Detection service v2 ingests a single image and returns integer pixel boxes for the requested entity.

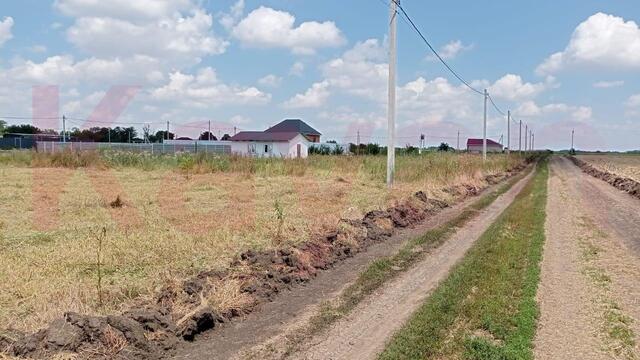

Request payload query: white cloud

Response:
[397,76,476,121]
[151,67,271,107]
[232,6,345,54]
[6,55,164,84]
[515,101,592,122]
[593,80,624,88]
[258,74,282,87]
[218,0,244,31]
[290,62,305,76]
[54,0,194,21]
[66,10,228,61]
[283,81,330,108]
[0,17,14,47]
[488,74,546,101]
[427,40,473,61]
[537,13,640,75]
[626,94,640,108]
[321,39,388,102]
[625,94,640,116]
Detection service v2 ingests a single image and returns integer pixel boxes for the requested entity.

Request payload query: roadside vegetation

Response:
[379,157,548,360]
[0,150,522,333]
[276,161,533,357]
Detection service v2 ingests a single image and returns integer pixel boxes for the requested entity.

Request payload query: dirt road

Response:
[281,168,535,360]
[535,157,640,359]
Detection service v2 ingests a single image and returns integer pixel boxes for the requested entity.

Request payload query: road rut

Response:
[287,166,535,360]
[534,157,640,359]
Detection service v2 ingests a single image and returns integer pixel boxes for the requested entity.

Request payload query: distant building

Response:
[264,119,322,143]
[229,119,322,158]
[466,138,503,153]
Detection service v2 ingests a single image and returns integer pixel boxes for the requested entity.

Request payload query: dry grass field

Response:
[577,154,640,182]
[0,150,522,333]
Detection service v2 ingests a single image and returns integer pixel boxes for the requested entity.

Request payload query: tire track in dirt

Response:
[534,157,640,359]
[281,166,536,360]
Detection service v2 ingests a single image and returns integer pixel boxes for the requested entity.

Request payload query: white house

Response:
[229,119,321,158]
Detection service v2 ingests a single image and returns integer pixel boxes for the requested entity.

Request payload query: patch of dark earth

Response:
[0,162,529,359]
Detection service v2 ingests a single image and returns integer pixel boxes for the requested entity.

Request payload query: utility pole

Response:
[530,131,533,152]
[233,126,237,136]
[524,124,528,153]
[166,121,170,142]
[108,128,111,143]
[62,115,66,143]
[519,120,522,153]
[386,0,398,187]
[532,133,535,151]
[571,129,575,150]
[483,89,488,161]
[128,130,131,143]
[507,111,511,155]
[457,130,460,151]
[208,120,212,141]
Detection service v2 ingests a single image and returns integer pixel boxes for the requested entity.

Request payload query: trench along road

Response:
[274,166,537,360]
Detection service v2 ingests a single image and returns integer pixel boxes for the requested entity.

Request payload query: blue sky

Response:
[0,0,639,150]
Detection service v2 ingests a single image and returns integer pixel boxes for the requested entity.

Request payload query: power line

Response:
[487,94,506,116]
[390,0,484,96]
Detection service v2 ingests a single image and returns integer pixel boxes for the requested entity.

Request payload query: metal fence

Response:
[35,141,232,155]
[0,137,35,150]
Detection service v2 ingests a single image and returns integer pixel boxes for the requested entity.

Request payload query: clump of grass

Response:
[109,195,123,209]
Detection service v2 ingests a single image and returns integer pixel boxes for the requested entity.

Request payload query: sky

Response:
[0,0,639,150]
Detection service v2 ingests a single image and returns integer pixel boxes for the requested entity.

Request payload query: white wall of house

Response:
[230,134,310,158]
[467,145,503,153]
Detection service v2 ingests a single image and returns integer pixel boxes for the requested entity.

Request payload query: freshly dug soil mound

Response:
[0,163,528,359]
[569,156,640,199]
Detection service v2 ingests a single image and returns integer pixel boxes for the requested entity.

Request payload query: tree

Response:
[438,142,452,152]
[6,124,40,134]
[221,133,231,141]
[199,131,217,141]
[0,120,6,136]
[154,130,174,142]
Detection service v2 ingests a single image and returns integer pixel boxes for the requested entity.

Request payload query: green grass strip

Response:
[280,163,535,356]
[378,158,549,360]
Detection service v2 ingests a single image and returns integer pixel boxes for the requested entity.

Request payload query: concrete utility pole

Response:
[530,131,534,151]
[507,110,511,155]
[386,0,398,187]
[62,115,66,143]
[483,89,488,161]
[519,120,522,153]
[166,121,170,141]
[457,130,460,151]
[108,128,111,143]
[208,120,212,141]
[524,124,528,153]
[532,133,535,151]
[571,129,575,150]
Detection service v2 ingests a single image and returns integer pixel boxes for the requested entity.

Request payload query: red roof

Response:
[230,131,302,142]
[467,138,502,147]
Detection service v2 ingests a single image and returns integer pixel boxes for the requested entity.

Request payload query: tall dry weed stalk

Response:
[94,227,107,309]
[274,199,285,245]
